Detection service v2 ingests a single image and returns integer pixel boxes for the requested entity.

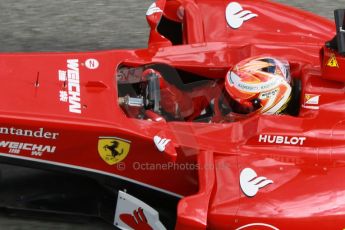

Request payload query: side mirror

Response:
[146,0,172,48]
[146,1,165,29]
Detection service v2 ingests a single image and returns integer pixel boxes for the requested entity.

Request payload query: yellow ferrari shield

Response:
[98,137,131,165]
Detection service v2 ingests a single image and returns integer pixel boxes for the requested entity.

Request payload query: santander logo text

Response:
[146,3,163,16]
[240,168,273,197]
[153,136,171,152]
[226,2,258,29]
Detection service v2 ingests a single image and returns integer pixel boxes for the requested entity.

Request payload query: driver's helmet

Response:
[225,56,292,115]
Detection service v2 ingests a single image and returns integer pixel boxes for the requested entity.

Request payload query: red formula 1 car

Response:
[0,0,345,229]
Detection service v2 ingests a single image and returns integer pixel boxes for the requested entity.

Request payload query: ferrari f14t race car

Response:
[1,0,345,229]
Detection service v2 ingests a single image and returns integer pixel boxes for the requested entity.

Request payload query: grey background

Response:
[0,0,343,52]
[0,0,343,229]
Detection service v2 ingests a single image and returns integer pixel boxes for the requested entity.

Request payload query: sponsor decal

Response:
[153,136,171,152]
[0,127,59,140]
[326,54,339,68]
[304,94,320,105]
[230,71,281,93]
[85,58,99,70]
[117,67,144,84]
[120,208,153,230]
[259,89,279,100]
[240,168,273,197]
[226,2,258,29]
[146,2,163,16]
[114,191,166,230]
[58,59,82,114]
[302,94,320,110]
[258,134,306,146]
[98,137,131,165]
[235,223,279,230]
[263,153,304,165]
[0,140,56,156]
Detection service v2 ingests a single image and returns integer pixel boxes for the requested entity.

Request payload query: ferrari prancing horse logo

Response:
[98,137,131,165]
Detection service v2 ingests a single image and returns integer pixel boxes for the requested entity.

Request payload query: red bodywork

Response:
[0,0,344,229]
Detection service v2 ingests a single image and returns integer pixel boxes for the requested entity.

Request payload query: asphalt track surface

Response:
[0,0,343,229]
[0,0,343,52]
